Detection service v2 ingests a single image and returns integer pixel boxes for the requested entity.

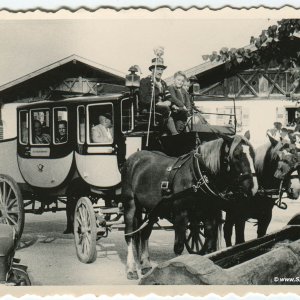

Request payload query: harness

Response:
[160,141,257,202]
[258,167,300,210]
[160,148,229,201]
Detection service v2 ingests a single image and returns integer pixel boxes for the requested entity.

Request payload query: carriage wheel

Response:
[184,220,205,254]
[0,174,24,238]
[74,197,97,263]
[8,268,31,286]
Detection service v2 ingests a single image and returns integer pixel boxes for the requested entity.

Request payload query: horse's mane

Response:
[199,138,224,175]
[254,141,282,175]
[229,135,253,159]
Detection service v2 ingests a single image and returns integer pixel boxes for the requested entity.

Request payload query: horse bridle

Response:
[275,164,300,210]
[192,143,256,201]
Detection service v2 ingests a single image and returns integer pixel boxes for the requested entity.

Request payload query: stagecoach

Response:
[0,79,238,263]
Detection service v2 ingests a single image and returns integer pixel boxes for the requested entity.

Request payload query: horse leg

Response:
[257,210,272,238]
[234,219,246,245]
[124,197,138,280]
[223,213,234,247]
[140,221,154,275]
[201,209,222,254]
[173,208,188,256]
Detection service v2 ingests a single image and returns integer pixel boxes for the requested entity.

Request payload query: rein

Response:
[258,166,300,210]
[192,150,228,200]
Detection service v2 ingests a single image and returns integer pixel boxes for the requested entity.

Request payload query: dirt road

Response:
[16,198,300,285]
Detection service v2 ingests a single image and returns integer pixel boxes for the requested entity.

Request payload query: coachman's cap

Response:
[149,57,167,71]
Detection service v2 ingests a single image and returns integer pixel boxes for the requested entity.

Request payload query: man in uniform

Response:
[139,57,178,135]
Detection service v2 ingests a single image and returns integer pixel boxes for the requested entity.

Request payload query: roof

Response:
[164,43,256,85]
[0,54,126,92]
[17,93,127,109]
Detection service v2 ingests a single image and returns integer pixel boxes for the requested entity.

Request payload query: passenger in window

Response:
[56,120,68,143]
[91,113,113,143]
[33,119,51,144]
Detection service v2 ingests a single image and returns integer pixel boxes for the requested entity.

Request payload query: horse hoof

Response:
[141,267,152,275]
[127,271,139,280]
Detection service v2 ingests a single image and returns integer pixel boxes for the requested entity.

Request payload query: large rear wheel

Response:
[74,197,97,263]
[0,174,24,238]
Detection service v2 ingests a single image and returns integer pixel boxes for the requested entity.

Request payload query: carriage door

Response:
[75,103,121,187]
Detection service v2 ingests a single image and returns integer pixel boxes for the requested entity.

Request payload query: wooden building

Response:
[0,54,126,139]
[165,35,300,146]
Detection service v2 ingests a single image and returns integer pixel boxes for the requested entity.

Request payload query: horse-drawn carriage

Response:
[0,76,299,279]
[0,84,237,259]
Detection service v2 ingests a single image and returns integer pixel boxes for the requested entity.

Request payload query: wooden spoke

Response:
[185,220,205,254]
[74,197,97,263]
[0,175,24,237]
[7,198,17,210]
[5,187,12,205]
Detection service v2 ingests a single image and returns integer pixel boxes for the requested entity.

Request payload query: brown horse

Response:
[223,138,300,247]
[122,134,258,279]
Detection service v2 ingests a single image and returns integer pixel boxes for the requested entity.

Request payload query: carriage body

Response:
[10,92,235,197]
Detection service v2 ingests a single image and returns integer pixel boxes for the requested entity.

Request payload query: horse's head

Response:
[223,133,258,198]
[274,147,300,199]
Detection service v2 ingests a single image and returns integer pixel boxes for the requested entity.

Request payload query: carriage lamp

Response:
[125,65,141,88]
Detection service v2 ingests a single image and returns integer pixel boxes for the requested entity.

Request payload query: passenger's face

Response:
[58,124,66,136]
[105,118,112,128]
[152,67,164,80]
[174,75,185,88]
[34,122,42,136]
[183,81,190,91]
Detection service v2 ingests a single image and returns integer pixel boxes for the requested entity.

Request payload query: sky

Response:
[0,17,279,86]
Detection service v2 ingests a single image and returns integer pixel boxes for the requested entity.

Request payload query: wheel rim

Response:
[185,221,205,254]
[0,179,20,233]
[75,201,93,260]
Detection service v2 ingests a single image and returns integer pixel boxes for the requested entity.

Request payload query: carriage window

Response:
[53,107,68,144]
[78,106,85,144]
[31,109,51,145]
[88,104,113,144]
[19,111,28,144]
[121,98,134,133]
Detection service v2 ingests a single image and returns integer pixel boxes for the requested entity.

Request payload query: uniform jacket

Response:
[139,76,171,111]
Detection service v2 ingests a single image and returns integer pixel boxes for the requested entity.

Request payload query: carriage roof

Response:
[17,92,128,110]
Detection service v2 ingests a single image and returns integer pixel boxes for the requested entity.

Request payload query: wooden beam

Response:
[199,81,223,96]
[264,72,286,96]
[236,72,258,97]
